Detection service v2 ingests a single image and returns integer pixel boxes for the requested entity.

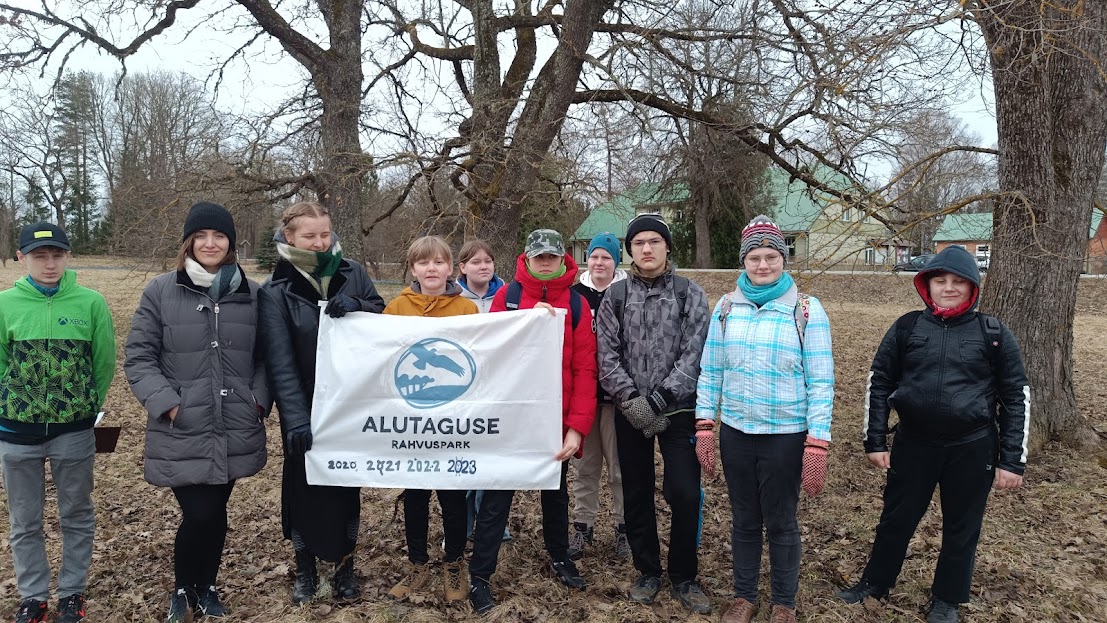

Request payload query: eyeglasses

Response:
[745,254,783,266]
[631,237,665,249]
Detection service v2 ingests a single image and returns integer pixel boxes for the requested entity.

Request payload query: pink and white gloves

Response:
[695,419,717,479]
[802,435,830,496]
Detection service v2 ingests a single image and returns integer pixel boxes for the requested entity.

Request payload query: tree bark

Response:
[975,0,1106,450]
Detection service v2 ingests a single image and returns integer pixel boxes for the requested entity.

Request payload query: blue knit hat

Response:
[587,232,621,263]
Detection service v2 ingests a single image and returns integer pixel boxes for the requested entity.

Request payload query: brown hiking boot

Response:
[721,597,758,623]
[770,604,797,623]
[388,560,432,600]
[443,560,467,602]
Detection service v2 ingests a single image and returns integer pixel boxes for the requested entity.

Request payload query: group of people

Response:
[0,203,1029,623]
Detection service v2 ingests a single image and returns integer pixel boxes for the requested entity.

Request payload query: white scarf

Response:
[184,257,216,287]
[580,268,628,292]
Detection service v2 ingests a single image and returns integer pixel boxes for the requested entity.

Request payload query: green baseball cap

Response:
[525,229,566,257]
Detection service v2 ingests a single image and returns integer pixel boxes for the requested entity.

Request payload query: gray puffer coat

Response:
[125,269,271,487]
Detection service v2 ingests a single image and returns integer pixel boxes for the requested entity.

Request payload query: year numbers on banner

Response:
[326,458,479,475]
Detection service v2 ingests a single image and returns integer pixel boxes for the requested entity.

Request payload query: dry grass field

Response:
[1,258,1105,622]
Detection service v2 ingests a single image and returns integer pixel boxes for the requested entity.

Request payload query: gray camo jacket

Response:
[596,268,710,411]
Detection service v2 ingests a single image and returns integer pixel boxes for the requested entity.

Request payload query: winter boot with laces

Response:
[837,577,889,604]
[291,550,319,605]
[13,599,48,623]
[55,594,86,623]
[567,522,592,561]
[193,585,228,617]
[720,597,758,623]
[443,559,467,601]
[333,557,360,602]
[769,604,797,623]
[613,523,630,560]
[165,588,192,623]
[388,560,432,600]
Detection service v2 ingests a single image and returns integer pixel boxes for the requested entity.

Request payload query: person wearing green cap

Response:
[466,228,597,614]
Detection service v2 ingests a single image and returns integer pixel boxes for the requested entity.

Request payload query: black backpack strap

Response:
[977,313,1007,381]
[894,311,923,377]
[568,288,582,330]
[505,281,522,310]
[609,280,628,328]
[672,275,690,319]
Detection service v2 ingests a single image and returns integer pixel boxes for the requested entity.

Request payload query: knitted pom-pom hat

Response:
[740,215,786,264]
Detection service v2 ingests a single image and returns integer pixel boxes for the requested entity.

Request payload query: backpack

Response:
[504,281,584,330]
[893,311,1006,380]
[716,290,812,347]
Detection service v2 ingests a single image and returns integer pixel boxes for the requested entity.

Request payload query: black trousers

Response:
[403,488,468,564]
[172,481,235,589]
[720,427,805,608]
[862,433,996,603]
[469,461,570,582]
[615,409,701,584]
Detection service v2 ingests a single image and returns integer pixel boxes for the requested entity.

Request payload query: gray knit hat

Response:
[740,215,787,264]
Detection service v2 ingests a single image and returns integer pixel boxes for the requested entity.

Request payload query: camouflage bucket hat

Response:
[525,229,566,257]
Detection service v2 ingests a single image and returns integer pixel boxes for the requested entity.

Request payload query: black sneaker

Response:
[671,580,711,614]
[927,598,960,623]
[628,574,663,604]
[13,599,48,623]
[166,588,192,623]
[469,579,495,615]
[194,585,228,617]
[567,522,593,560]
[837,578,889,604]
[550,559,586,590]
[55,594,85,623]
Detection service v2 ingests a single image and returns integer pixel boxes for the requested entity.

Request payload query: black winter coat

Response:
[257,258,385,447]
[864,309,1030,474]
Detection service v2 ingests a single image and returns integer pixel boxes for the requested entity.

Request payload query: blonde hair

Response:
[407,236,453,268]
[458,239,494,265]
[281,201,330,236]
[176,234,237,271]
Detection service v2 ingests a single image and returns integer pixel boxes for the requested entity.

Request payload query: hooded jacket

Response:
[458,275,504,313]
[258,257,386,448]
[384,280,479,317]
[572,268,628,403]
[864,246,1030,474]
[126,268,270,487]
[490,254,597,438]
[0,270,115,442]
[596,265,710,413]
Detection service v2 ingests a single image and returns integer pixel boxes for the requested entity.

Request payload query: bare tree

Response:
[973,0,1106,449]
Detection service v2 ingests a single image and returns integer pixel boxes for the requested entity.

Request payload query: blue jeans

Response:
[0,430,96,601]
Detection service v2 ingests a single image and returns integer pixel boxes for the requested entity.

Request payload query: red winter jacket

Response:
[491,254,597,442]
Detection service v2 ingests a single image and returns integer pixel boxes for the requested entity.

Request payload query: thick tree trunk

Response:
[694,197,714,268]
[467,0,616,274]
[976,0,1106,450]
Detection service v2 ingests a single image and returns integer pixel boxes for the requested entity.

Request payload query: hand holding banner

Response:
[307,308,565,489]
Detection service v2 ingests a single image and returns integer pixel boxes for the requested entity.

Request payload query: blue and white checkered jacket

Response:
[694,284,834,441]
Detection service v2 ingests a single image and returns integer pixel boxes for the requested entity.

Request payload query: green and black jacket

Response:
[0,269,116,442]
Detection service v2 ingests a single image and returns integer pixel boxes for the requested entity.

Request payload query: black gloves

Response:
[286,424,313,454]
[324,294,359,318]
[646,388,674,417]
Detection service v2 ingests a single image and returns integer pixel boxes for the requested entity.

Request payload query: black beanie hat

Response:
[624,213,673,254]
[182,202,236,248]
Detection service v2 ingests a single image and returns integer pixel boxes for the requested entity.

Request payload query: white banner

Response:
[306,308,565,489]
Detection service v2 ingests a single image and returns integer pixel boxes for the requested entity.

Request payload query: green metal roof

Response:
[934,211,1104,241]
[765,166,855,232]
[570,183,688,241]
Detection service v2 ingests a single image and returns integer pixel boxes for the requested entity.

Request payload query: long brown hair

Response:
[176,233,237,271]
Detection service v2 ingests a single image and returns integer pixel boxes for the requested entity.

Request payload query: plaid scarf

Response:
[184,256,242,300]
[275,230,343,297]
